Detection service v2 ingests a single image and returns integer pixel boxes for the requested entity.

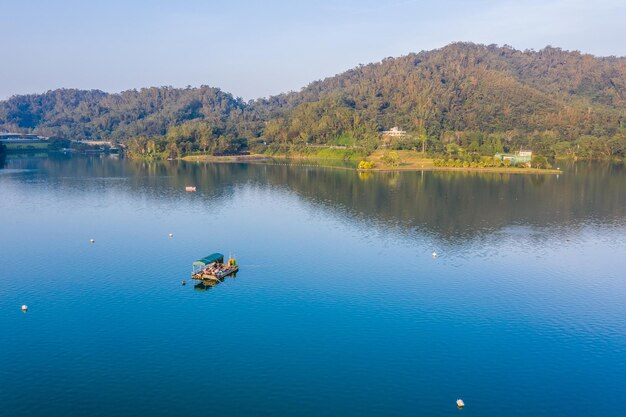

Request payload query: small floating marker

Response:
[89,239,96,244]
[185,186,197,192]
[21,304,28,312]
[456,399,465,409]
[168,233,174,238]
[432,251,438,258]
[181,280,186,286]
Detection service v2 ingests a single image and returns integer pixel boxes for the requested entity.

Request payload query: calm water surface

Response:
[1,155,626,416]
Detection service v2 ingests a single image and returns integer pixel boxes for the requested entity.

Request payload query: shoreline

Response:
[181,153,561,174]
[361,166,561,174]
[182,154,274,163]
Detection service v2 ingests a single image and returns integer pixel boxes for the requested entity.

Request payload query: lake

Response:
[1,154,626,416]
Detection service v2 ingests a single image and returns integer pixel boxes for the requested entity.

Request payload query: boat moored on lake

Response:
[191,253,238,281]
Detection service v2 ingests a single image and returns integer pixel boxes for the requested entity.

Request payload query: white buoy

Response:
[21,304,28,312]
[89,239,95,244]
[456,399,465,408]
[168,233,174,238]
[432,251,438,258]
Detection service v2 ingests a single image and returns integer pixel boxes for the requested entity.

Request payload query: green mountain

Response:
[0,86,248,139]
[1,43,625,158]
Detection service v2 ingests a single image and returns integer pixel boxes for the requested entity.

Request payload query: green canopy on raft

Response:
[193,253,224,266]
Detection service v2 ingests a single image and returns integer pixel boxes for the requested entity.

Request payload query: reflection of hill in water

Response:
[259,161,626,240]
[5,155,626,240]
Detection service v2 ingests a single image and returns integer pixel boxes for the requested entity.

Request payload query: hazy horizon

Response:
[2,0,626,100]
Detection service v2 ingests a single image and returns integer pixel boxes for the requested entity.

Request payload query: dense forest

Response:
[1,43,625,160]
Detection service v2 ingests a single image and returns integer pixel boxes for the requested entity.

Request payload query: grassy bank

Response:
[361,150,561,174]
[183,149,560,174]
[182,153,273,163]
[182,147,367,163]
[263,146,368,161]
[4,142,49,151]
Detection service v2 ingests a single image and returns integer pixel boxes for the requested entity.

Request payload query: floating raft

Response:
[191,252,238,281]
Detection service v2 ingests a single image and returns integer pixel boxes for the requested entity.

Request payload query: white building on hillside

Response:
[382,127,407,137]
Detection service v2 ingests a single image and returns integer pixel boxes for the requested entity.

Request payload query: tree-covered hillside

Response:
[257,43,626,157]
[1,43,625,159]
[0,86,253,135]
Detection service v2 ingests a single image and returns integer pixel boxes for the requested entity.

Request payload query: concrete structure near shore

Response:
[0,133,49,144]
[495,150,532,166]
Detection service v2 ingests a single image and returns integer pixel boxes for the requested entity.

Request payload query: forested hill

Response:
[0,86,251,141]
[1,43,626,158]
[259,43,626,149]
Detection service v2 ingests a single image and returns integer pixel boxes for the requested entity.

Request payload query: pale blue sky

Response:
[2,0,625,100]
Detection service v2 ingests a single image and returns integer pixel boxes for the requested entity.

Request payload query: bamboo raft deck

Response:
[192,265,239,281]
[191,252,239,282]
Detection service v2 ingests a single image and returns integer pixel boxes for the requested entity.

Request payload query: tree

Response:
[167,142,180,158]
[199,136,211,154]
[381,151,401,167]
[531,155,551,169]
[418,132,428,154]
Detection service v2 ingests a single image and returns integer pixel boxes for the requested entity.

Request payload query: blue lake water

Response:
[1,155,626,416]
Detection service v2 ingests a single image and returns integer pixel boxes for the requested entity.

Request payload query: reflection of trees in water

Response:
[7,156,626,240]
[255,162,626,240]
[160,160,625,239]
